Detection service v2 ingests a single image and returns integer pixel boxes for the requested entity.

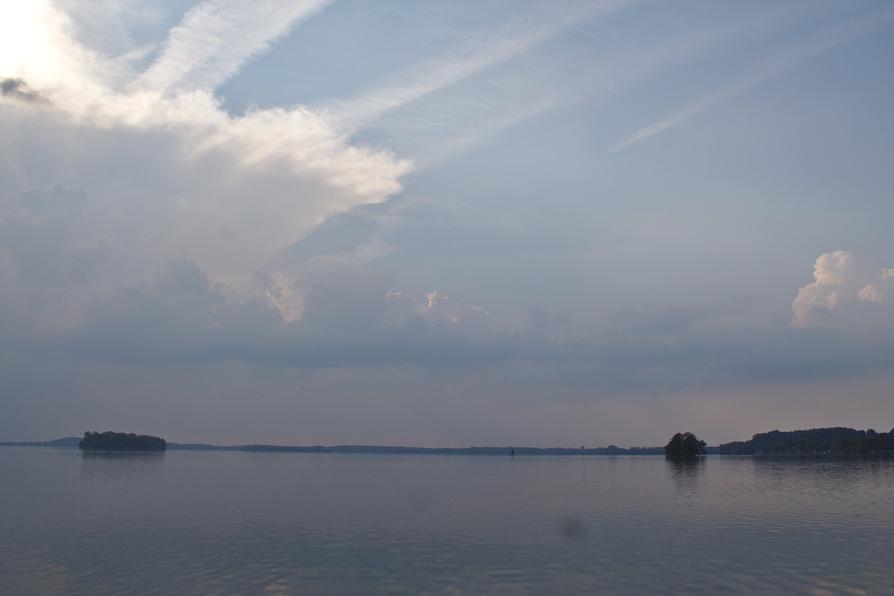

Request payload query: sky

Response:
[1,0,892,446]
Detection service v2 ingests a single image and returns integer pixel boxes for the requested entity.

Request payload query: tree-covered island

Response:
[79,431,166,451]
[664,432,707,458]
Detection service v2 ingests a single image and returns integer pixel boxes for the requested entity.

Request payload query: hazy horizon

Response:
[1,0,892,447]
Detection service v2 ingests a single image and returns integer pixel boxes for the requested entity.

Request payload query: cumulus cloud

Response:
[386,289,491,333]
[792,250,854,328]
[792,251,894,330]
[0,0,410,332]
[858,268,894,305]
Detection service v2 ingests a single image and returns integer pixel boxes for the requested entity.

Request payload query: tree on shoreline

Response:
[664,432,706,458]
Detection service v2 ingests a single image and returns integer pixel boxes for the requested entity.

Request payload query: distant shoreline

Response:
[4,441,892,459]
[5,425,892,457]
[0,438,670,456]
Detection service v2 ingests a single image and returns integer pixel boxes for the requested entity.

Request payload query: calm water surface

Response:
[1,448,892,595]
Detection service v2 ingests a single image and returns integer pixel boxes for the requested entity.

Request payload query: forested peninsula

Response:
[719,427,894,455]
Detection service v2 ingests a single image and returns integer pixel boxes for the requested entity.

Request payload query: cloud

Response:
[527,307,573,342]
[610,6,894,152]
[31,251,883,397]
[0,1,410,332]
[409,95,561,169]
[75,259,282,364]
[386,289,491,332]
[60,265,892,402]
[0,77,49,104]
[356,7,761,169]
[63,256,503,367]
[858,268,894,305]
[792,251,894,330]
[792,250,854,328]
[324,0,633,131]
[135,0,333,94]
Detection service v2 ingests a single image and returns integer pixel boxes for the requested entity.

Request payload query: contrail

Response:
[135,0,333,94]
[325,0,634,131]
[610,7,894,153]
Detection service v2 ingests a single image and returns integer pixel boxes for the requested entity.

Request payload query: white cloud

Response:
[792,251,853,328]
[135,0,333,94]
[50,0,171,83]
[385,289,490,331]
[858,268,894,305]
[0,0,409,332]
[793,251,893,330]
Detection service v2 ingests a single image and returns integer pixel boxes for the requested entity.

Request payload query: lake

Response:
[1,447,892,594]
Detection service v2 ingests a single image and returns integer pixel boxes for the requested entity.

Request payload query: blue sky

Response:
[0,0,892,445]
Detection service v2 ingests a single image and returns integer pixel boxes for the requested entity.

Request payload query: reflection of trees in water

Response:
[666,457,705,495]
[80,451,165,483]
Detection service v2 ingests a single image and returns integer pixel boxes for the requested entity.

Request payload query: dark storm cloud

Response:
[0,78,48,104]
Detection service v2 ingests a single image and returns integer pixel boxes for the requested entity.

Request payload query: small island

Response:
[664,432,706,458]
[79,431,166,452]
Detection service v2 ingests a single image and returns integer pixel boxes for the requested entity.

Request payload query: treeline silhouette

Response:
[0,437,81,448]
[235,444,665,456]
[79,431,166,452]
[719,427,894,455]
[1,437,665,455]
[664,432,706,458]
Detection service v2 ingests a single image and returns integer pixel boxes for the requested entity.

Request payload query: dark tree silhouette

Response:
[79,431,166,451]
[718,427,894,455]
[664,432,706,458]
